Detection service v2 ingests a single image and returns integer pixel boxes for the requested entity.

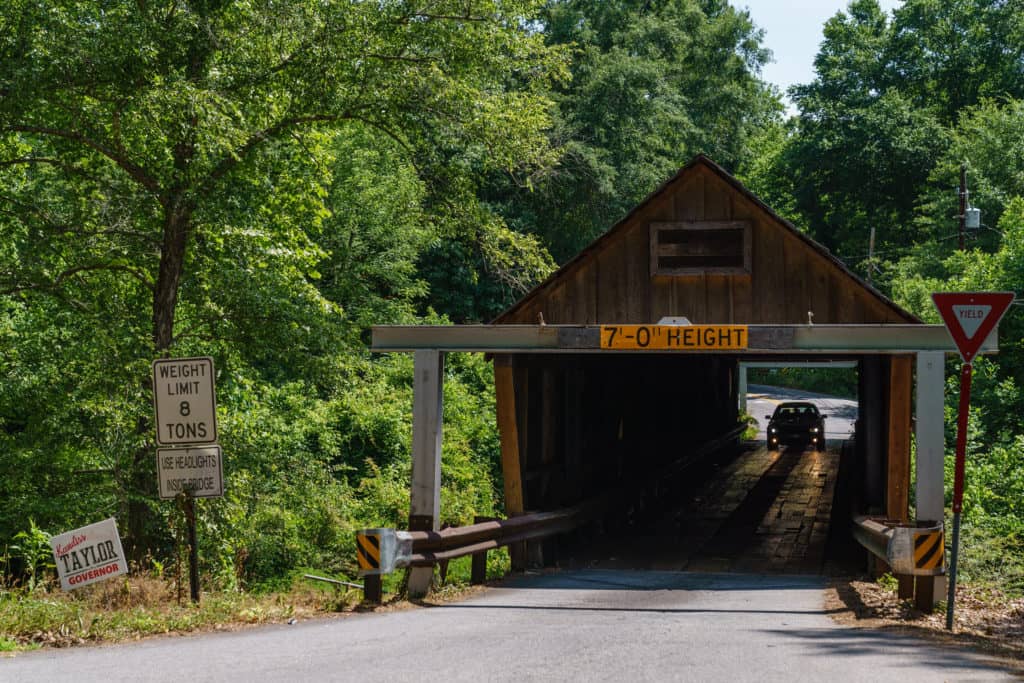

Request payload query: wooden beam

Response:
[494,356,525,569]
[372,324,1000,355]
[887,355,914,521]
[407,350,444,598]
[495,357,524,516]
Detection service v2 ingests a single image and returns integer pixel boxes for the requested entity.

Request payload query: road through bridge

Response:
[4,570,1016,682]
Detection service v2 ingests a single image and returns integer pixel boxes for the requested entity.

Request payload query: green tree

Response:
[0,0,563,556]
[785,0,946,262]
[886,0,1024,124]
[490,0,779,262]
[893,197,1024,438]
[914,99,1024,254]
[782,0,1024,273]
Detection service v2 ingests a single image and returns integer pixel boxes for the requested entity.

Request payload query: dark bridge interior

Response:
[501,351,897,575]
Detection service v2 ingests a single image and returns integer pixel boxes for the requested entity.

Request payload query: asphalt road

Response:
[3,570,1013,682]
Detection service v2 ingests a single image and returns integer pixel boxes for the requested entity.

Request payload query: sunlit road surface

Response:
[3,570,1013,682]
[747,383,858,445]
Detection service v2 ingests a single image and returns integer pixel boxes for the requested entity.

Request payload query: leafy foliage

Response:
[491,0,780,262]
[4,0,1024,604]
[766,0,1024,593]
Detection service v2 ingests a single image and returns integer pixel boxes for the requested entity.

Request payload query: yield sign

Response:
[932,292,1015,363]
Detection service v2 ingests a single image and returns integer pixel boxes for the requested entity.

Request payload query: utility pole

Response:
[959,164,967,251]
[867,227,876,284]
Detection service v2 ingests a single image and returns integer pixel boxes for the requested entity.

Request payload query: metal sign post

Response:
[182,490,200,604]
[945,362,972,630]
[932,292,1014,630]
[152,356,222,606]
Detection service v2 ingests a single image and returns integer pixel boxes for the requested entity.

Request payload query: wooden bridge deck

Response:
[564,443,843,574]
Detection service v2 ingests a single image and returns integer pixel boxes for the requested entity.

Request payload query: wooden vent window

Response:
[650,221,752,276]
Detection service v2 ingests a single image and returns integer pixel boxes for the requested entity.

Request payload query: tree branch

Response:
[1,262,156,296]
[410,13,490,22]
[203,114,339,190]
[0,156,96,179]
[5,125,163,200]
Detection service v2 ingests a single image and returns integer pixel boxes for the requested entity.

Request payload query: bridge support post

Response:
[860,356,887,514]
[887,355,913,523]
[915,351,947,609]
[888,354,914,597]
[737,362,748,413]
[494,356,526,570]
[408,350,445,598]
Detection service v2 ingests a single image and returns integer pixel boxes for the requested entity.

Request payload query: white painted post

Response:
[915,352,945,522]
[738,363,748,413]
[915,351,947,602]
[408,350,444,598]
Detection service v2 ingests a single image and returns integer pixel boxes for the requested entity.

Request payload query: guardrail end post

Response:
[914,575,934,612]
[471,515,493,584]
[363,574,382,604]
[897,574,914,600]
[471,550,487,585]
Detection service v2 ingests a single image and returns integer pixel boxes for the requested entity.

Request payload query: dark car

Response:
[766,402,827,451]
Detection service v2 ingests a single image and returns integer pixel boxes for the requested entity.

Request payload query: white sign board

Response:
[156,445,224,499]
[152,356,217,445]
[50,518,128,591]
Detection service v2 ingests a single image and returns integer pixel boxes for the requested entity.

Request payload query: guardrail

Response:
[358,424,748,602]
[852,515,945,613]
[851,516,945,577]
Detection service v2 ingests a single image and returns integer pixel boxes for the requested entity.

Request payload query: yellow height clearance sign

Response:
[601,325,748,351]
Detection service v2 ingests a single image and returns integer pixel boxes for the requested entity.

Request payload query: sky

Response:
[739,0,903,111]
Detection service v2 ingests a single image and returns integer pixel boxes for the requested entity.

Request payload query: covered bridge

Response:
[373,155,990,597]
[488,155,917,526]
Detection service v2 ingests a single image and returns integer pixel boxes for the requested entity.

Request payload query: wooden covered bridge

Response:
[372,155,996,601]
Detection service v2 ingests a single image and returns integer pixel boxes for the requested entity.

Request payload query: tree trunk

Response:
[126,198,191,563]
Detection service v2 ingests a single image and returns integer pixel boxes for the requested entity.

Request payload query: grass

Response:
[0,551,510,652]
[0,572,364,650]
[0,637,21,652]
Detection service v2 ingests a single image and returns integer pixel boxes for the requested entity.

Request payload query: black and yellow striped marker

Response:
[914,529,944,572]
[356,531,381,573]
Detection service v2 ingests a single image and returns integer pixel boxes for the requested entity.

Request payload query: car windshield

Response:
[775,404,818,418]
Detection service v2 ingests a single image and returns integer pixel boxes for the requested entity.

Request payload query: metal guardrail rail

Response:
[406,500,606,566]
[358,424,748,602]
[404,424,748,563]
[852,515,945,577]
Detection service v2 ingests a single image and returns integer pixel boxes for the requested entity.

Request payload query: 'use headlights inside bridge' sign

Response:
[601,325,748,350]
[156,445,224,499]
[152,356,218,446]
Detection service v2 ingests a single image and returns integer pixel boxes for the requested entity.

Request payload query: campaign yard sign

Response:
[50,518,128,591]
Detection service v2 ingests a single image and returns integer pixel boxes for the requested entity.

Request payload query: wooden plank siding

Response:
[496,158,915,327]
[490,155,921,527]
[671,174,708,322]
[886,355,914,522]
